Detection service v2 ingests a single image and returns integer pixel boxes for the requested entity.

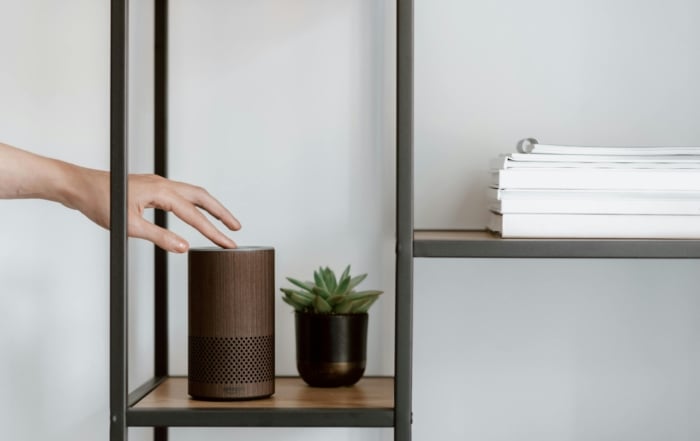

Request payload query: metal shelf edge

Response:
[126,407,395,428]
[128,376,168,408]
[414,230,700,259]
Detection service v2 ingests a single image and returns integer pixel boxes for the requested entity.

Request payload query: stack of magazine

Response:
[487,138,700,238]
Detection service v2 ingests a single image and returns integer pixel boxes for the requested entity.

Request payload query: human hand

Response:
[0,143,238,253]
[130,174,240,252]
[71,169,240,253]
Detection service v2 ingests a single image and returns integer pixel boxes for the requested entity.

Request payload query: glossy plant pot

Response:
[295,312,368,387]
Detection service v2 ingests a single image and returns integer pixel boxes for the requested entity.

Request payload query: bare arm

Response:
[0,142,240,253]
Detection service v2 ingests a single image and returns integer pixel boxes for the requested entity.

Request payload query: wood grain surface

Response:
[134,377,394,409]
[189,247,275,337]
[188,247,276,399]
[414,230,500,241]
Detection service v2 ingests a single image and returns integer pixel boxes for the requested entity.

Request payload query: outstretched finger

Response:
[167,194,237,249]
[129,216,190,253]
[175,183,241,231]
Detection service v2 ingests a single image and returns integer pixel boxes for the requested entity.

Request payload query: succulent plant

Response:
[280,265,383,314]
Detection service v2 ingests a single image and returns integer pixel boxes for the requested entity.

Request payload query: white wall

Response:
[413,1,700,441]
[1,1,700,441]
[415,0,700,228]
[0,1,110,440]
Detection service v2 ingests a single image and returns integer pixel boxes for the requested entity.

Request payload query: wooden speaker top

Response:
[190,246,274,253]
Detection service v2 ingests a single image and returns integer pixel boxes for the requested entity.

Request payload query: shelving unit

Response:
[109,1,700,440]
[109,0,413,440]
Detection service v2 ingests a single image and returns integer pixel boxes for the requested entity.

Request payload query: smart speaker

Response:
[188,247,275,400]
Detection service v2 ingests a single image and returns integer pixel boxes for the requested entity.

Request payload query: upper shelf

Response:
[128,376,394,428]
[414,230,700,258]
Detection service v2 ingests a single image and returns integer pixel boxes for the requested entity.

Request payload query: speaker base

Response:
[188,381,275,401]
[189,393,274,402]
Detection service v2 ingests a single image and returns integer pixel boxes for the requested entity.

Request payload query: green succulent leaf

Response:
[314,268,325,286]
[335,269,352,296]
[281,294,306,312]
[347,273,368,292]
[351,296,378,313]
[346,290,383,301]
[312,286,330,299]
[326,294,347,306]
[323,267,337,293]
[314,269,326,290]
[313,295,332,313]
[282,290,313,310]
[339,265,351,282]
[280,288,314,304]
[286,277,314,293]
[281,266,381,313]
[343,290,382,313]
[334,298,356,314]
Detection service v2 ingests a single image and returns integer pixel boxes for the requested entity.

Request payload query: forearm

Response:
[0,142,83,208]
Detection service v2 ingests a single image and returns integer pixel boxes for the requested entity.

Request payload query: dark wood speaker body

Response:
[188,247,275,400]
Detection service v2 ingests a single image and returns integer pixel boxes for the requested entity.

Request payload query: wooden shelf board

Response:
[127,376,394,428]
[133,376,393,410]
[414,229,700,258]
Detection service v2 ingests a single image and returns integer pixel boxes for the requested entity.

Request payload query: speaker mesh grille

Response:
[189,335,274,384]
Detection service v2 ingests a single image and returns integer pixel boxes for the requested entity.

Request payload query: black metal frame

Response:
[109,0,128,440]
[154,0,168,380]
[153,0,169,439]
[414,230,700,258]
[110,0,415,440]
[127,410,393,428]
[395,0,414,439]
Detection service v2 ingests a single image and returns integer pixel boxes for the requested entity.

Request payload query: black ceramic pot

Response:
[295,312,368,387]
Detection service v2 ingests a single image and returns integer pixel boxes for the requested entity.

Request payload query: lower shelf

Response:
[128,376,394,428]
